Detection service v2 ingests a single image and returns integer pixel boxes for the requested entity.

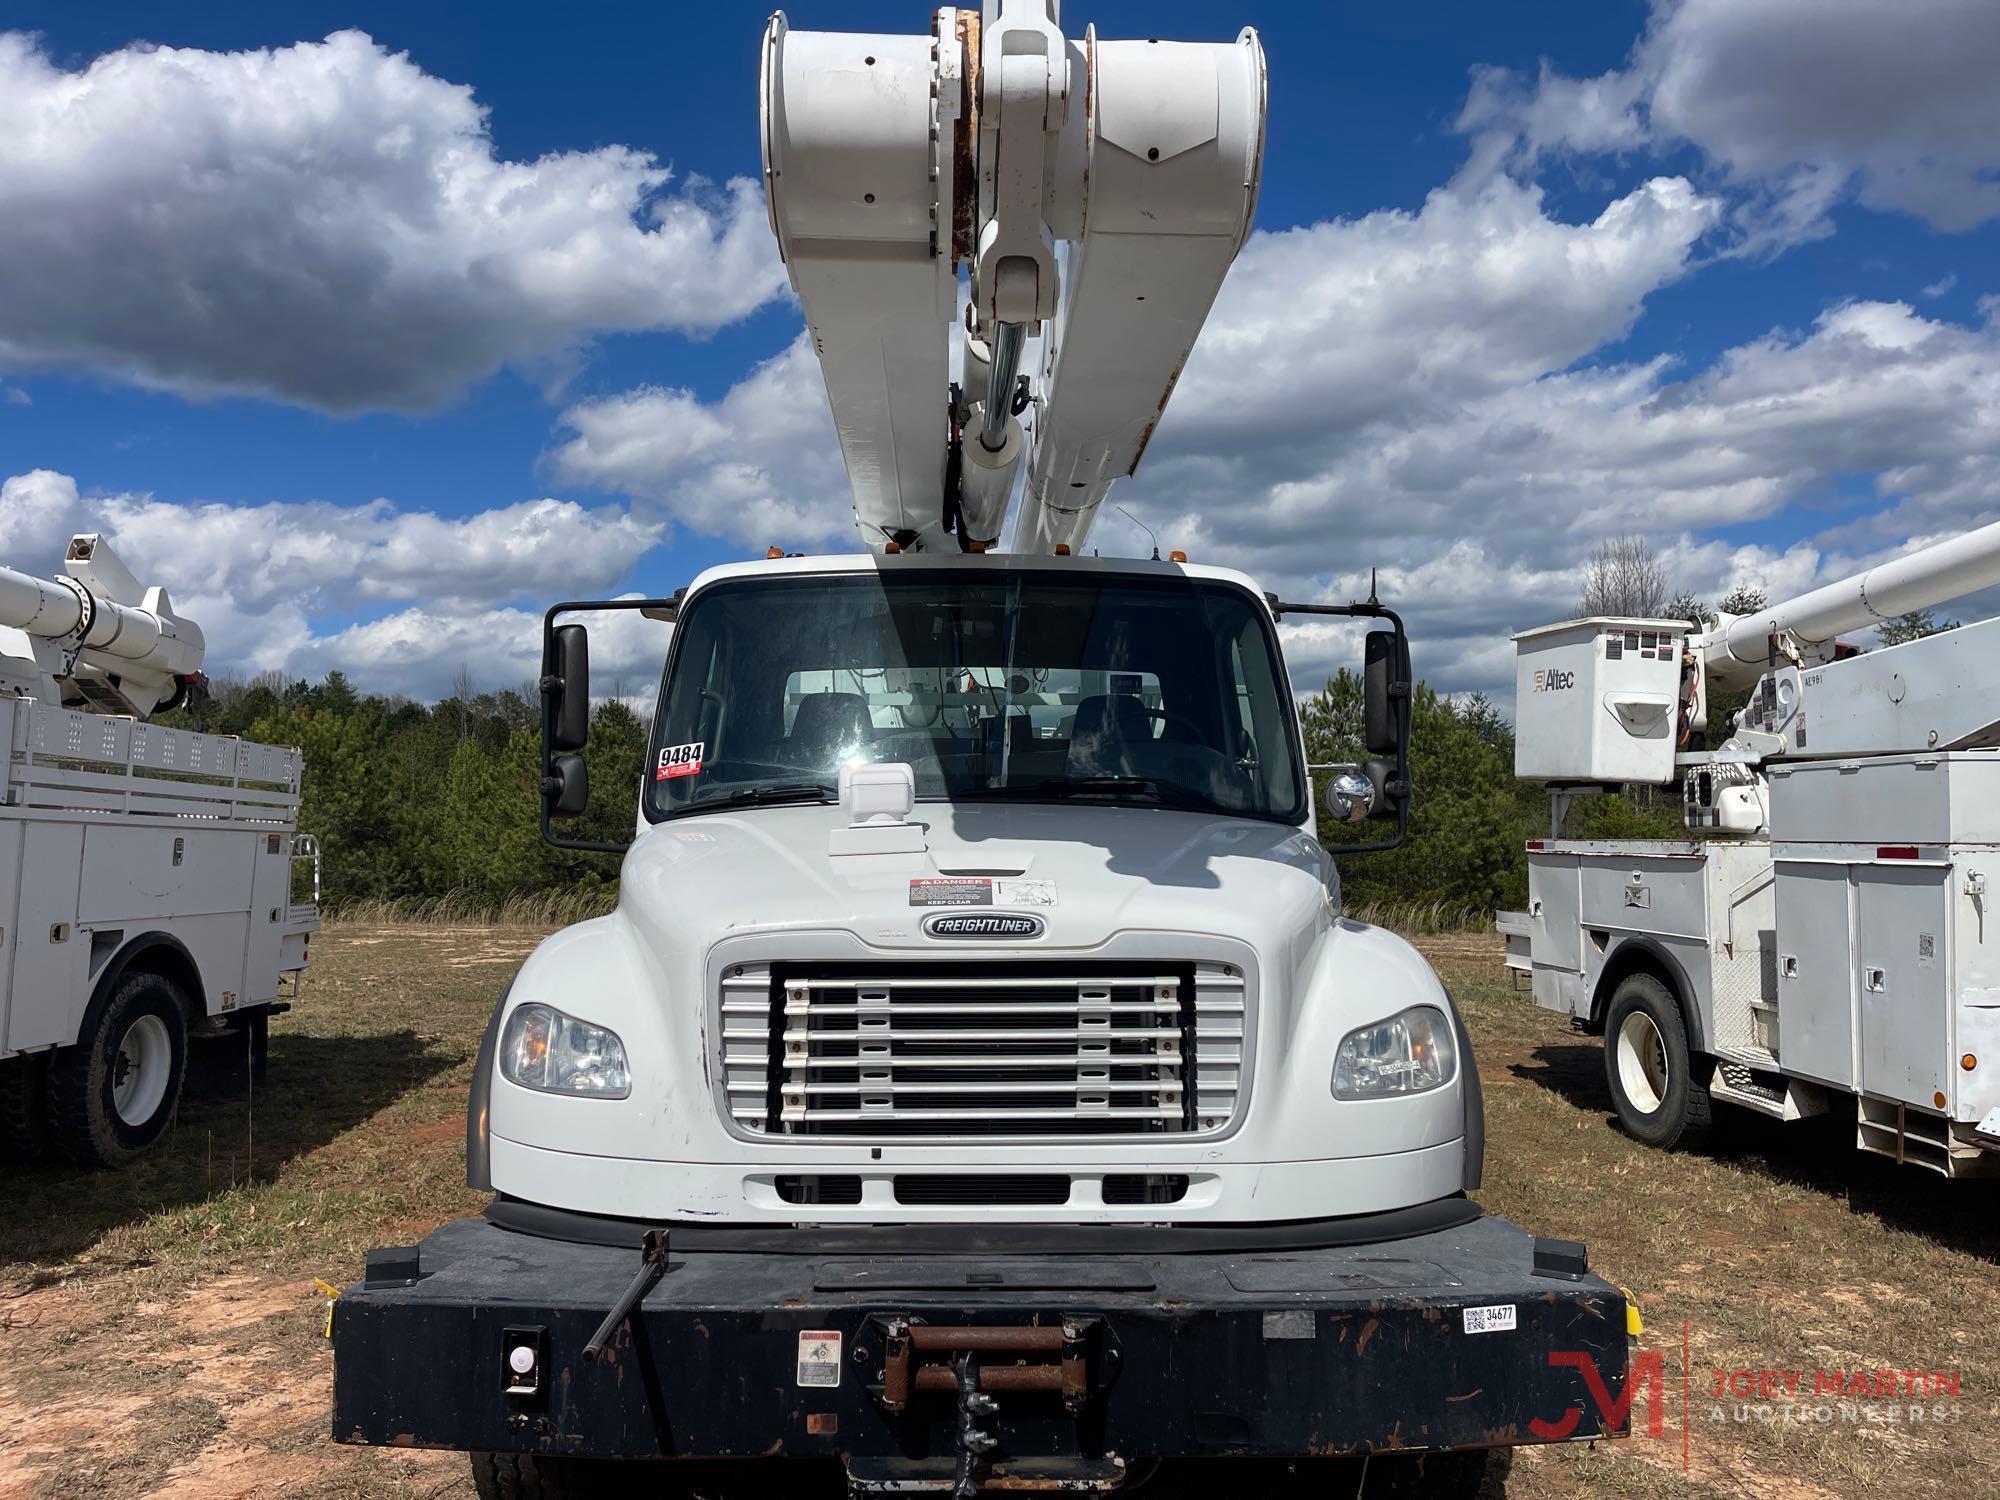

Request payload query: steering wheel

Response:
[1140,705,1210,749]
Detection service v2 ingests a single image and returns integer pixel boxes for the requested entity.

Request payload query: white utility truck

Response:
[1501,521,2000,1177]
[332,7,1634,1495]
[0,534,318,1166]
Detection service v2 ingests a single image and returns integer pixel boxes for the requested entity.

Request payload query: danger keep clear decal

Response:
[656,742,704,781]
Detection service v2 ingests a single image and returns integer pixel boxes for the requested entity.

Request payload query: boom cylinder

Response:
[0,561,172,663]
[1706,517,2000,681]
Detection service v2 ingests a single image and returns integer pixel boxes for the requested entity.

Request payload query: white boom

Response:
[761,2,1265,555]
[1701,516,2000,687]
[0,534,205,717]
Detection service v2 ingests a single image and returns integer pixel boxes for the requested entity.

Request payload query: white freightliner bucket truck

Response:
[1502,521,2000,1177]
[332,8,1635,1495]
[0,534,319,1166]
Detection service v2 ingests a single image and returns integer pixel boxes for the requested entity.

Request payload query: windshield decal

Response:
[656,741,705,781]
[908,877,993,907]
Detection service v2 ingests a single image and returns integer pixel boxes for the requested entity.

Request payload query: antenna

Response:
[1114,505,1161,560]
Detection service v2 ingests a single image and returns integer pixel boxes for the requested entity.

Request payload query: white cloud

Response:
[1923,273,1958,299]
[1159,175,1718,467]
[0,30,787,413]
[548,335,853,546]
[2,469,662,691]
[522,158,2000,712]
[1126,246,2000,703]
[1462,0,2000,241]
[298,599,673,703]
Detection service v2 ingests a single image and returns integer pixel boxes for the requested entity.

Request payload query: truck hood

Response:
[616,801,1334,956]
[485,799,1470,1220]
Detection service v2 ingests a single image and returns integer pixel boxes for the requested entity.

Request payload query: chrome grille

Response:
[719,962,1246,1139]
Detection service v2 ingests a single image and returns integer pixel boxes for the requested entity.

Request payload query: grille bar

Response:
[718,962,1245,1140]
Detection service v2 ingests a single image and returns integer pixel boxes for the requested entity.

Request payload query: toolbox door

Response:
[1773,860,1855,1090]
[1855,862,1951,1107]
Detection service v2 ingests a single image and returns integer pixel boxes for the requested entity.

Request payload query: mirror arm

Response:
[1271,596,1412,856]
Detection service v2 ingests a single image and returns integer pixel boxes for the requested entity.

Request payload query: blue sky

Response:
[2,0,1997,701]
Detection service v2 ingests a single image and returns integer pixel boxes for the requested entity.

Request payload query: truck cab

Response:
[483,553,1469,1225]
[334,552,1632,1497]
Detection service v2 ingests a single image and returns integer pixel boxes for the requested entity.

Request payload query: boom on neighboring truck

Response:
[331,6,1635,1495]
[1502,518,2000,1177]
[0,533,320,1166]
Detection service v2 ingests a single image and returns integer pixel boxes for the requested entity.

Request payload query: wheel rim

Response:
[1615,1010,1671,1115]
[112,1014,173,1126]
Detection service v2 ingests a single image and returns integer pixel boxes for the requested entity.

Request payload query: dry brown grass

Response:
[0,923,1991,1498]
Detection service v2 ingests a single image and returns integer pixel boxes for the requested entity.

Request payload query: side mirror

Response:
[1364,629,1408,757]
[1322,770,1375,824]
[547,623,590,752]
[542,753,589,820]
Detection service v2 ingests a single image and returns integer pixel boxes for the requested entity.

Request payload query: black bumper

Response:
[331,1207,1628,1474]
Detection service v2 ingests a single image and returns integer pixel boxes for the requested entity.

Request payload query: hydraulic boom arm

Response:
[761,3,1265,555]
[0,534,205,717]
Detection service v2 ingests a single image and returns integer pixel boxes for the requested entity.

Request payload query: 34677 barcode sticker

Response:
[796,1329,842,1388]
[1462,1304,1517,1334]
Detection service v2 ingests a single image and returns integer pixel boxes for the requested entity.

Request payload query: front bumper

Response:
[331,1206,1628,1483]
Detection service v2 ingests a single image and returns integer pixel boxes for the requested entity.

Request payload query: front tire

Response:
[1362,1449,1490,1496]
[46,970,190,1166]
[1603,972,1709,1149]
[470,1453,581,1500]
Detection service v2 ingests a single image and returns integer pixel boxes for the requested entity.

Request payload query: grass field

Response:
[0,923,1992,1498]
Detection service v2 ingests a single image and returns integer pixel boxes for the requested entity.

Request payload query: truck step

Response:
[1709,1063,1827,1122]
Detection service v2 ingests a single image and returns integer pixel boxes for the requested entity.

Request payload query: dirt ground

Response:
[0,923,1993,1499]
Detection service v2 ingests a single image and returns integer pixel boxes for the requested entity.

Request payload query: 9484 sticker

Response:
[656,741,705,781]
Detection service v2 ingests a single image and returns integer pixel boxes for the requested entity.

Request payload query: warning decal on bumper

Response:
[797,1329,842,1388]
[1462,1303,1517,1334]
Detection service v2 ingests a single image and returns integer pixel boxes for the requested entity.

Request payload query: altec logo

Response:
[923,913,1046,939]
[1532,668,1577,693]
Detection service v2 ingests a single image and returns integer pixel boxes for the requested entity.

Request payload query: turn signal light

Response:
[1964,1054,1978,1071]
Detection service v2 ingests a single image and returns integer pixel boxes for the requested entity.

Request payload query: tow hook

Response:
[952,1350,999,1498]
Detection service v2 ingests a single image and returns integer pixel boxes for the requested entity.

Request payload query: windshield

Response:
[646,569,1306,824]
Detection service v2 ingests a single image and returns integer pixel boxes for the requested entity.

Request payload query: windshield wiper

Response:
[683,781,838,813]
[962,776,1212,811]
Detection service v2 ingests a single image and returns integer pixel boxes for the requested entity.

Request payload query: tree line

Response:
[164,671,648,908]
[161,665,1606,922]
[161,534,1957,921]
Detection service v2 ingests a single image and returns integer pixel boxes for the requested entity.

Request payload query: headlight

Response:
[500,1003,631,1098]
[1332,1004,1457,1100]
